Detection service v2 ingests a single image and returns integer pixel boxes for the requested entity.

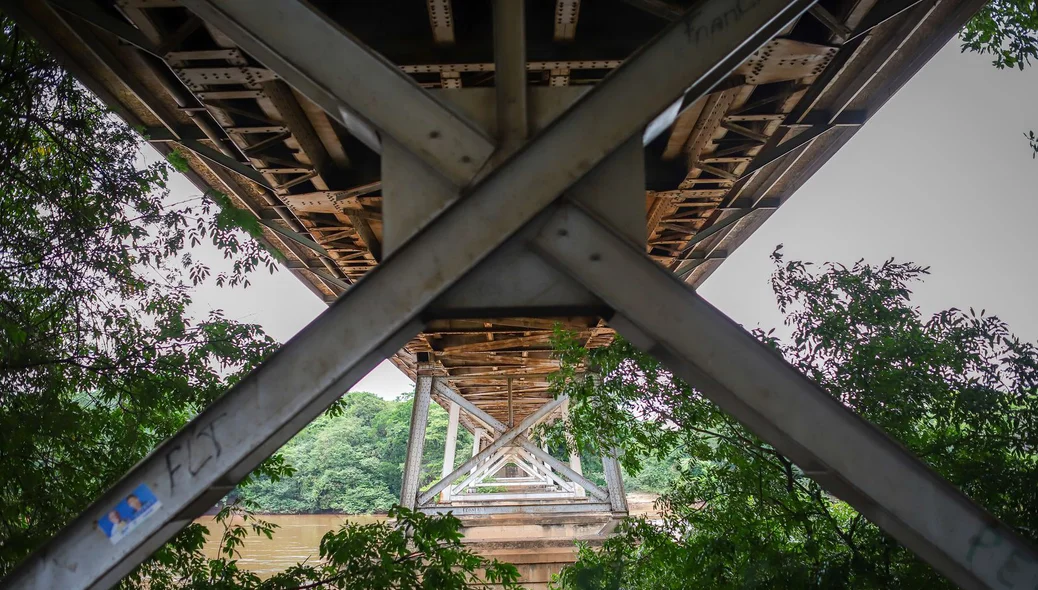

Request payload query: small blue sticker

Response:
[98,483,162,544]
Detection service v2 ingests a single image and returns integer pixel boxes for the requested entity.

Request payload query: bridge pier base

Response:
[460,512,621,589]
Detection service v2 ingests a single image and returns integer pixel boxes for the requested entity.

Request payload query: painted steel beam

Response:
[400,375,433,509]
[426,0,456,44]
[494,0,527,155]
[47,0,161,56]
[450,491,579,502]
[3,2,815,587]
[738,123,853,180]
[256,219,331,259]
[178,138,275,189]
[434,381,507,432]
[529,202,1038,590]
[514,449,576,490]
[504,456,551,483]
[553,0,581,41]
[282,263,351,291]
[845,0,925,43]
[177,0,494,185]
[781,0,921,127]
[52,9,182,138]
[439,401,461,502]
[451,449,510,493]
[601,450,628,512]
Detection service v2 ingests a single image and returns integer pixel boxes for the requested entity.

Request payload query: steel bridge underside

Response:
[4,0,971,430]
[8,1,1038,590]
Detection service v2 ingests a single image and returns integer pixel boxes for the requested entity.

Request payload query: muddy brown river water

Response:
[197,495,657,576]
[197,513,387,577]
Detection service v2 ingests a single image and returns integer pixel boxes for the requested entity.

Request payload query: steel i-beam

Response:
[399,375,433,509]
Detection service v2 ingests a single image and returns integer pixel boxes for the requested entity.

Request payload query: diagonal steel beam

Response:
[177,138,274,189]
[529,202,1038,590]
[433,380,506,430]
[3,2,814,586]
[519,441,609,500]
[47,0,162,57]
[177,0,494,185]
[451,449,511,493]
[434,380,507,432]
[736,123,843,179]
[515,449,575,490]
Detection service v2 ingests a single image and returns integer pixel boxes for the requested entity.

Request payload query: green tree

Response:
[0,11,292,576]
[243,392,473,515]
[552,251,1038,589]
[962,0,1038,69]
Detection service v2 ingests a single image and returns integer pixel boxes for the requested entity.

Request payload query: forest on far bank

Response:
[240,391,679,514]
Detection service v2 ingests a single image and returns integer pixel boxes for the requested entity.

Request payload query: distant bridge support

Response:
[401,382,627,518]
[396,371,628,588]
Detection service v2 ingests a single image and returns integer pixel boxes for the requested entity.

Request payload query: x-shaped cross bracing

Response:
[7,0,1037,589]
[417,391,610,506]
[446,447,582,502]
[430,382,606,503]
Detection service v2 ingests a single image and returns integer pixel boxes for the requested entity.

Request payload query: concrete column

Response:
[601,449,628,513]
[471,428,484,458]
[439,402,461,503]
[468,427,485,489]
[588,374,625,511]
[399,373,433,509]
[564,398,585,497]
[569,452,585,497]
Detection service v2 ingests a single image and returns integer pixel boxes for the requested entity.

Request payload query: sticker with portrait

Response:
[97,483,162,544]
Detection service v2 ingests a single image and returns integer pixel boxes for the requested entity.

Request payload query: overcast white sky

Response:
[180,39,1038,399]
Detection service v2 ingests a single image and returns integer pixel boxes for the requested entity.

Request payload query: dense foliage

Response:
[962,0,1038,69]
[551,251,1038,589]
[244,392,473,514]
